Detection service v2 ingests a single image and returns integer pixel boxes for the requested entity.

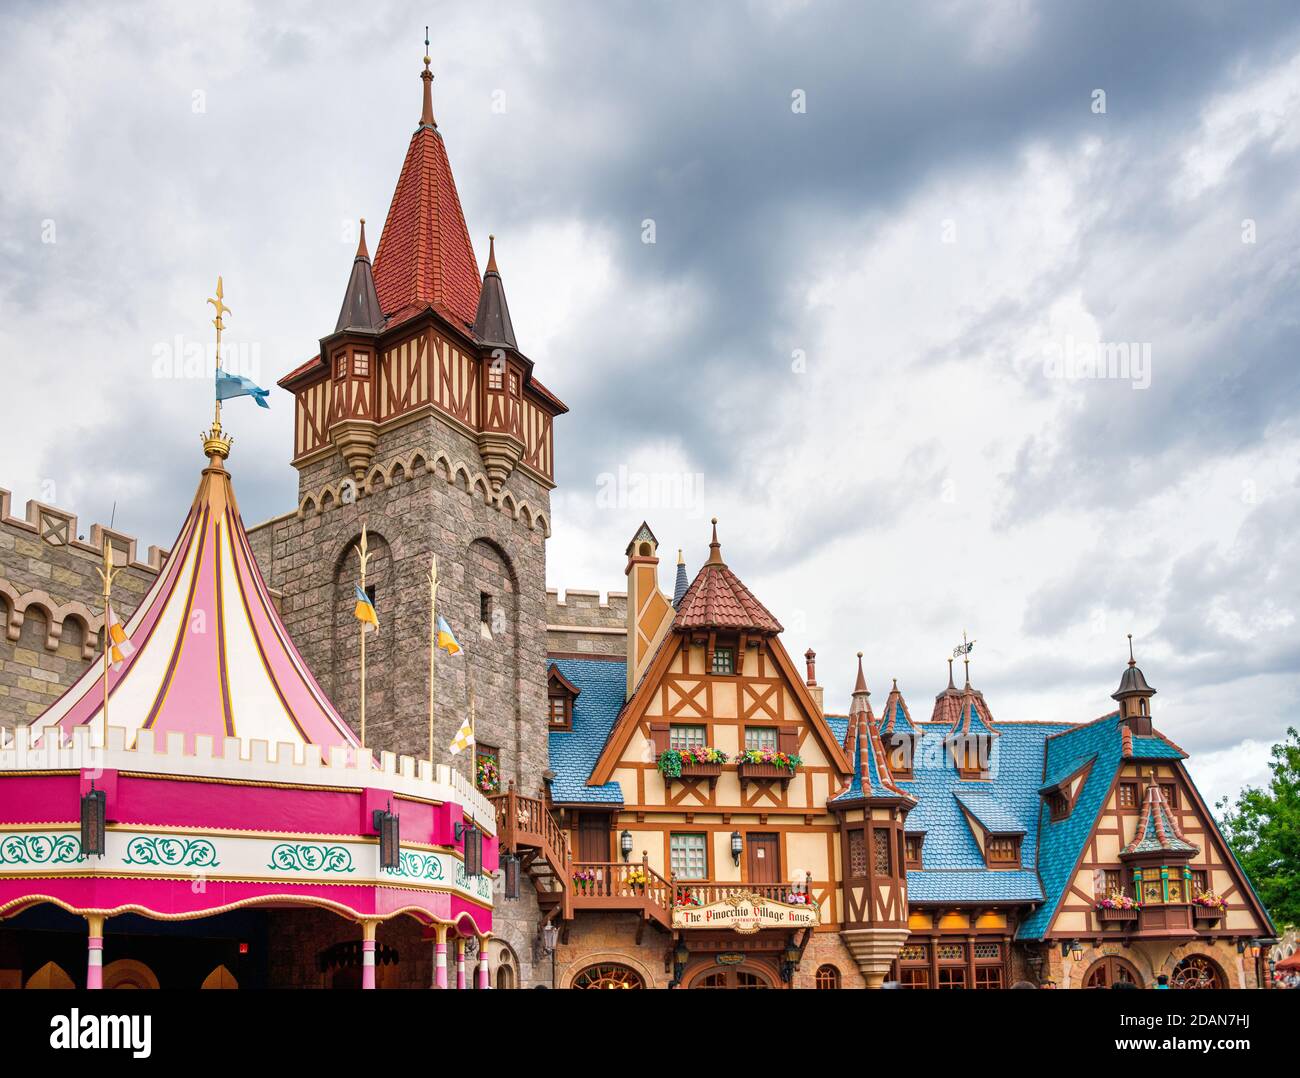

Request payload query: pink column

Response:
[477,936,490,989]
[361,921,377,990]
[86,914,104,990]
[455,938,466,989]
[433,925,448,989]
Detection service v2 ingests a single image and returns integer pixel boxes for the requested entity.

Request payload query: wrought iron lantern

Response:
[80,784,106,858]
[503,851,520,900]
[730,831,743,867]
[456,822,483,877]
[780,939,802,983]
[620,829,633,862]
[541,921,559,954]
[1060,938,1084,961]
[373,804,400,870]
[671,938,690,986]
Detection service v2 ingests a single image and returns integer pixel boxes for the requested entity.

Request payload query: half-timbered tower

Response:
[248,52,567,987]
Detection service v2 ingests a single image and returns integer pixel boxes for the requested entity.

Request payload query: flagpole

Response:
[427,556,438,765]
[95,538,117,749]
[207,275,230,434]
[355,524,372,749]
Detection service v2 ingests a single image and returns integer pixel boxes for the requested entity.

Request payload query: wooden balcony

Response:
[571,860,673,930]
[489,783,571,920]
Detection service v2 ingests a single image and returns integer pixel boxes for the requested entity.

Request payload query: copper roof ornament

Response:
[706,516,725,566]
[420,27,436,128]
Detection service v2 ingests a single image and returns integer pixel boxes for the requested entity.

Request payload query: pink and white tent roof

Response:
[33,453,358,750]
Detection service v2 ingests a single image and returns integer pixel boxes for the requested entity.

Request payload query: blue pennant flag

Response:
[216,369,271,409]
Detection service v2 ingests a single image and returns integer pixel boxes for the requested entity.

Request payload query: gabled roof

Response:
[547,663,581,699]
[1121,780,1198,857]
[955,791,1026,836]
[672,520,782,634]
[33,446,358,751]
[943,690,998,740]
[547,658,625,805]
[904,720,1070,907]
[878,680,915,736]
[1018,713,1125,938]
[585,631,850,786]
[372,61,481,331]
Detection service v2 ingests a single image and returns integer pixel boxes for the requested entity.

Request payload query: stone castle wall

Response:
[248,412,555,983]
[0,488,166,731]
[546,588,628,658]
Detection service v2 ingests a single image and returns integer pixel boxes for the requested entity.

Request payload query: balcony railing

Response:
[489,783,572,919]
[572,860,673,926]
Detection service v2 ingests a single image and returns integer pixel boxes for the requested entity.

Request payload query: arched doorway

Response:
[571,963,645,989]
[688,965,774,989]
[1171,954,1227,989]
[201,964,239,989]
[25,961,74,989]
[1082,956,1142,989]
[102,959,159,990]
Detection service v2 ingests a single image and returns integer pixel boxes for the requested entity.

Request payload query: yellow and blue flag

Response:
[435,615,460,655]
[353,585,379,633]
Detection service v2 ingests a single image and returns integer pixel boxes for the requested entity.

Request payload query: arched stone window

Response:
[1171,954,1227,989]
[571,963,645,989]
[815,964,841,989]
[1082,955,1142,988]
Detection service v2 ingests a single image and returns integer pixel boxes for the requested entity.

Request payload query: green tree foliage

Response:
[1216,727,1300,929]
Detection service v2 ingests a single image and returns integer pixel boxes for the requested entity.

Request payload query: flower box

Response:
[1097,907,1139,923]
[738,761,796,781]
[1193,908,1223,925]
[678,762,723,779]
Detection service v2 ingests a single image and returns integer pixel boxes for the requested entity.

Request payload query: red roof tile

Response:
[373,125,481,331]
[672,521,782,634]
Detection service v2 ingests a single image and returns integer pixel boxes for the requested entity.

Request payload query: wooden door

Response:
[746,833,780,884]
[576,813,610,863]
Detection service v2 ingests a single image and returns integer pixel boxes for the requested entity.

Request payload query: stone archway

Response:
[102,958,159,989]
[201,964,239,989]
[1082,955,1143,988]
[1171,953,1227,989]
[687,961,778,989]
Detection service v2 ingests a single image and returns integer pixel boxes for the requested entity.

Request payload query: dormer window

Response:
[546,665,580,732]
[986,836,1021,868]
[904,834,924,869]
[886,734,914,779]
[1047,790,1069,821]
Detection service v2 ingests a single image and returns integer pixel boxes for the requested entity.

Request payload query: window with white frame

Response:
[669,725,706,751]
[744,726,777,751]
[670,833,708,879]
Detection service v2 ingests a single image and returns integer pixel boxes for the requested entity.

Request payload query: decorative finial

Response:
[677,547,684,565]
[947,657,955,689]
[486,233,498,274]
[706,517,724,565]
[420,27,436,127]
[203,275,233,462]
[854,652,869,695]
[356,218,369,260]
[1127,633,1136,667]
[892,678,898,690]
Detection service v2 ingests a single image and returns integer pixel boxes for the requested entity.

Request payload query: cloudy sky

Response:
[3,1,1299,806]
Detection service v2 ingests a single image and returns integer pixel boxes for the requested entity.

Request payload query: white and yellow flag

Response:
[449,685,476,756]
[106,604,134,670]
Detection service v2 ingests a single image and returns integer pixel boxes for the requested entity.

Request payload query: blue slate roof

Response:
[830,713,914,806]
[825,714,849,745]
[546,658,627,804]
[902,721,1069,907]
[1129,735,1186,759]
[884,697,915,734]
[1018,713,1124,939]
[955,791,1027,835]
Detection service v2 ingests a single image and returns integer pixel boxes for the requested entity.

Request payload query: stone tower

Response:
[248,52,566,985]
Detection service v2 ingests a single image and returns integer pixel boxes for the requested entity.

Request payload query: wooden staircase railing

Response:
[570,858,672,928]
[490,782,572,920]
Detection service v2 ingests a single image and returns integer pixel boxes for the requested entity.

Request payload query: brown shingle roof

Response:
[672,519,782,634]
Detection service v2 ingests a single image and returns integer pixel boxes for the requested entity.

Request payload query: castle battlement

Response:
[0,723,496,833]
[546,588,629,658]
[0,486,170,573]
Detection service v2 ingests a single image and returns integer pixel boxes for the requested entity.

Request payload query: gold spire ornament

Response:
[427,555,438,764]
[203,275,233,461]
[95,538,122,747]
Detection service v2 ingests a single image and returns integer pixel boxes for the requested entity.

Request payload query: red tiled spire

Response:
[372,51,481,330]
[672,518,783,634]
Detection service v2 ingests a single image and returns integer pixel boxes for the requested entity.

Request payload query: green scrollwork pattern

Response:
[123,836,220,868]
[386,851,446,880]
[0,833,86,866]
[267,843,355,873]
